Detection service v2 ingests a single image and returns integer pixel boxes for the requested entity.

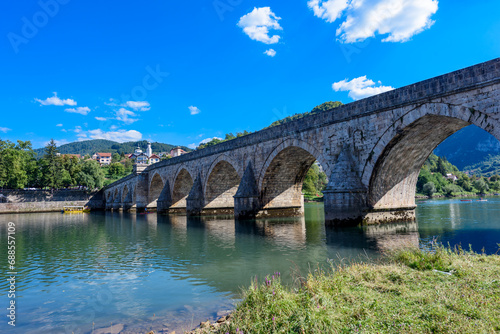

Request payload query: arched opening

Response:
[368,115,470,209]
[122,185,129,203]
[113,188,119,202]
[205,160,241,209]
[149,173,164,208]
[260,146,320,211]
[172,169,194,208]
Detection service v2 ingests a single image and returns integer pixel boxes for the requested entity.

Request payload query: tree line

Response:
[417,154,500,197]
[0,139,105,190]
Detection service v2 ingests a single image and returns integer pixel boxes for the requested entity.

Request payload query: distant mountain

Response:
[34,139,192,158]
[434,125,500,171]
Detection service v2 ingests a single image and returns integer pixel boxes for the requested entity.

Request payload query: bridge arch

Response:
[122,185,129,203]
[258,139,326,210]
[204,155,242,209]
[171,167,194,208]
[364,103,498,210]
[148,172,164,207]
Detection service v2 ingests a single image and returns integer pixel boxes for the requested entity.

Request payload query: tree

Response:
[423,182,436,197]
[437,157,448,176]
[41,139,64,189]
[112,153,121,163]
[108,162,125,178]
[474,178,489,194]
[78,160,105,190]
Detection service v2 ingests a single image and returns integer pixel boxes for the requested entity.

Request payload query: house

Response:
[170,147,187,157]
[446,173,458,182]
[149,154,160,164]
[96,153,112,166]
[135,153,149,164]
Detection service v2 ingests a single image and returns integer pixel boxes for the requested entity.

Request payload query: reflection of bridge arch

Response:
[365,105,498,213]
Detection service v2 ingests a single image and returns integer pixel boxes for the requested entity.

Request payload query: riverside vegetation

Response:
[192,246,500,333]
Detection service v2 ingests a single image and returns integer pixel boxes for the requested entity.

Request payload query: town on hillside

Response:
[57,142,188,166]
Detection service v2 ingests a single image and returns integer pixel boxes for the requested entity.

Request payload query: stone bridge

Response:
[103,58,500,224]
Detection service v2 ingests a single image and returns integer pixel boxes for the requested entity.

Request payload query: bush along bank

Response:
[190,246,500,333]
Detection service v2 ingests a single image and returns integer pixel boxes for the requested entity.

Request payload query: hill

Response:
[34,139,192,158]
[434,125,500,170]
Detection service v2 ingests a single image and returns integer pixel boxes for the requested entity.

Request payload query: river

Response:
[1,198,499,333]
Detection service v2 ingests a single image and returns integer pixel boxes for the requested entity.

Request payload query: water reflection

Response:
[1,201,499,333]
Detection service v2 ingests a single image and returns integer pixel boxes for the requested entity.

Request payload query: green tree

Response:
[112,153,121,163]
[77,160,105,190]
[473,178,489,194]
[108,162,125,178]
[41,139,64,189]
[423,182,436,197]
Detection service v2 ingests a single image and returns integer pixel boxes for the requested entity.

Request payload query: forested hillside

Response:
[434,125,500,171]
[33,140,191,158]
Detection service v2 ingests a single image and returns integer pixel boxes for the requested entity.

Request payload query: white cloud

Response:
[56,124,63,127]
[308,0,438,43]
[76,129,142,143]
[188,143,197,149]
[115,108,138,124]
[307,0,349,23]
[95,117,107,121]
[264,49,277,57]
[35,92,77,106]
[65,106,91,115]
[332,76,394,100]
[125,101,150,111]
[189,106,201,115]
[238,7,282,44]
[0,127,11,133]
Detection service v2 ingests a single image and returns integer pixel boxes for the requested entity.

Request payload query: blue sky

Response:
[0,0,499,149]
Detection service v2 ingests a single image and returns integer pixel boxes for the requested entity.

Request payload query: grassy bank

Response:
[195,247,500,333]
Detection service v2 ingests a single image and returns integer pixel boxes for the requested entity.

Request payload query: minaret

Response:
[146,141,152,157]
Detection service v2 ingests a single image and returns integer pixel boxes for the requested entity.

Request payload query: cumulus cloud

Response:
[189,106,201,115]
[56,124,63,127]
[238,7,282,44]
[308,0,438,43]
[65,106,90,115]
[308,0,349,23]
[332,76,394,100]
[0,127,11,133]
[264,49,277,57]
[125,101,150,111]
[76,129,142,143]
[35,92,77,106]
[95,117,107,121]
[115,108,138,124]
[188,143,197,149]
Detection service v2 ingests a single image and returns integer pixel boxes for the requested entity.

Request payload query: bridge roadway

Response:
[103,58,500,225]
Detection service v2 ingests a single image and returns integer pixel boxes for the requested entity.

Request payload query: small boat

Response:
[62,206,90,213]
[460,200,472,202]
[477,198,488,202]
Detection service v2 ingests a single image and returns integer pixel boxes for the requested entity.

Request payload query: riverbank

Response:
[190,247,500,333]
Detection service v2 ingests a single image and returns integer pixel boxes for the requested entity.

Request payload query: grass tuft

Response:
[199,246,500,333]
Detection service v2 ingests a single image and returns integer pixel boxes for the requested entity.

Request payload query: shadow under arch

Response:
[259,143,325,216]
[365,105,499,218]
[148,172,164,208]
[204,159,241,210]
[171,168,194,209]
